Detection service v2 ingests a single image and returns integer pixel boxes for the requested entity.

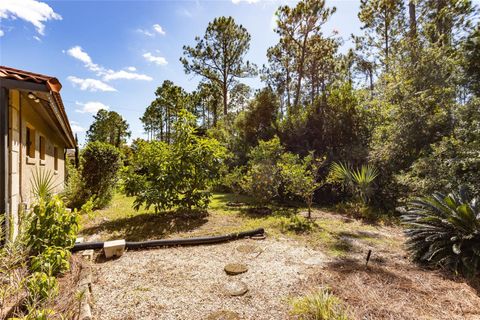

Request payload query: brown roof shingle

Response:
[0,66,76,148]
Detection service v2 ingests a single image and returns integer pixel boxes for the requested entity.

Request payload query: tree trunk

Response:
[384,6,390,73]
[222,81,228,116]
[293,34,309,110]
[409,0,417,39]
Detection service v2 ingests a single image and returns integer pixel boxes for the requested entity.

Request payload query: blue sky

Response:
[0,0,364,144]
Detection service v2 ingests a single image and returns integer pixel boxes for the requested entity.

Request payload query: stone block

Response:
[104,239,126,258]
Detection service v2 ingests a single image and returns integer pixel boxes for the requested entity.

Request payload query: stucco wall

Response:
[8,89,68,238]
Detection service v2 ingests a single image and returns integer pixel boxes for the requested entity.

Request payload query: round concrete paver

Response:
[224,263,248,275]
[224,280,248,296]
[236,244,262,254]
[206,310,241,320]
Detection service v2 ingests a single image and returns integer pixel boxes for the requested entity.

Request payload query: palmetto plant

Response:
[329,162,379,204]
[402,187,480,277]
[30,167,57,201]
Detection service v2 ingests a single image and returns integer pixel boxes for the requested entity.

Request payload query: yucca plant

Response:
[30,168,56,202]
[402,187,480,277]
[329,162,379,204]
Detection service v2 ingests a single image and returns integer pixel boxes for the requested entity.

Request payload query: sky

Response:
[0,0,364,144]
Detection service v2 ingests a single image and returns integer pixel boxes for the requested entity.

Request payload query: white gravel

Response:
[91,237,328,320]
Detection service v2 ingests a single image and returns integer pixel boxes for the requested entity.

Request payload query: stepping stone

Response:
[206,310,241,320]
[224,280,248,296]
[224,263,248,275]
[236,244,262,254]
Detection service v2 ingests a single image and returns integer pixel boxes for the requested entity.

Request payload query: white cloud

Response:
[33,35,41,42]
[67,76,116,92]
[232,0,261,4]
[143,52,168,66]
[137,28,154,37]
[153,24,166,35]
[126,66,136,72]
[0,0,62,35]
[138,24,166,37]
[75,101,110,114]
[70,122,86,133]
[0,30,4,37]
[67,46,102,73]
[103,70,152,81]
[66,45,152,82]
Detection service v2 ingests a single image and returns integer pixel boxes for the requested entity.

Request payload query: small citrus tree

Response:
[279,151,324,218]
[241,136,284,206]
[124,109,227,212]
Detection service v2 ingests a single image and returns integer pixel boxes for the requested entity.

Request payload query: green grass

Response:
[79,192,402,257]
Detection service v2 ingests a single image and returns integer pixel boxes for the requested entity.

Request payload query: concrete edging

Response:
[77,249,94,320]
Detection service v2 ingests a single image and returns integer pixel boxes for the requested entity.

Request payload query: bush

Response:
[289,288,350,320]
[30,247,71,276]
[62,161,86,209]
[124,110,227,212]
[402,187,480,277]
[25,272,58,303]
[279,151,323,217]
[222,166,246,202]
[241,136,284,205]
[81,141,121,208]
[27,196,78,255]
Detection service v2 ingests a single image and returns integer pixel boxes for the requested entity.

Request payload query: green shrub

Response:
[25,272,58,303]
[62,161,87,209]
[30,247,71,276]
[241,136,284,205]
[124,110,227,212]
[402,187,480,277]
[27,196,78,255]
[280,215,316,233]
[81,141,121,209]
[279,151,324,217]
[289,288,350,320]
[221,166,245,201]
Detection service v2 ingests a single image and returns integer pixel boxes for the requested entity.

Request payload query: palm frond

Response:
[401,186,480,278]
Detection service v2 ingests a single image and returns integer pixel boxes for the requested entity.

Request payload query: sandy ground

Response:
[91,237,327,320]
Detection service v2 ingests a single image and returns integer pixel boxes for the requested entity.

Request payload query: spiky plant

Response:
[329,162,379,204]
[30,167,56,201]
[289,288,350,320]
[402,187,480,277]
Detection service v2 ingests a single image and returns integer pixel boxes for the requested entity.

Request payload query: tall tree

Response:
[86,109,131,148]
[357,0,406,74]
[141,80,191,143]
[267,0,336,112]
[181,16,256,118]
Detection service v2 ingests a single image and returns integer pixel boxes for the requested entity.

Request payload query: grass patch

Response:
[289,288,351,320]
[79,192,403,258]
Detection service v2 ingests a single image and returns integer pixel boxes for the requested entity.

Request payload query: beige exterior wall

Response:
[8,89,68,238]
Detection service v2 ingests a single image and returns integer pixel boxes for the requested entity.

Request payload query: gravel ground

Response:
[91,237,327,320]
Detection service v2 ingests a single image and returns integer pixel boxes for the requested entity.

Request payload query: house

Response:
[0,66,76,240]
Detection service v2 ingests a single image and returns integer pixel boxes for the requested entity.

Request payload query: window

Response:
[26,126,35,158]
[39,136,46,161]
[53,147,58,171]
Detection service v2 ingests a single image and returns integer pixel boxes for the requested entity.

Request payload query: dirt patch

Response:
[90,238,328,320]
